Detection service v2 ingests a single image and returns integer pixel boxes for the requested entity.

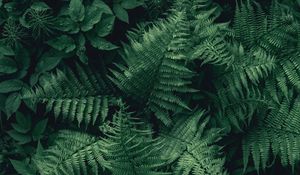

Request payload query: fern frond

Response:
[243,96,300,172]
[23,64,115,127]
[33,130,107,175]
[110,12,195,125]
[160,110,228,175]
[100,106,168,175]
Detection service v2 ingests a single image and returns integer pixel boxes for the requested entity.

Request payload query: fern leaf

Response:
[23,64,115,127]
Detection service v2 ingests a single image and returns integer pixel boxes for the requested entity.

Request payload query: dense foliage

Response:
[1,0,300,174]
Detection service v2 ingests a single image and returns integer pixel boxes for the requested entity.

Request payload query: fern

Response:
[100,105,168,175]
[243,95,300,172]
[160,110,227,175]
[110,12,196,125]
[23,64,115,127]
[33,130,107,175]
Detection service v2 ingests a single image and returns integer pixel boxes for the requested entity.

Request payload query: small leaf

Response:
[0,79,24,93]
[5,93,21,118]
[87,33,118,50]
[10,159,36,175]
[75,34,88,64]
[32,119,48,141]
[47,35,76,53]
[69,0,85,22]
[7,130,31,144]
[31,2,50,11]
[96,14,115,37]
[0,57,18,74]
[113,4,129,23]
[54,16,80,33]
[121,0,144,9]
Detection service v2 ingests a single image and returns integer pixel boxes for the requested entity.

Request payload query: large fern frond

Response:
[33,130,107,175]
[23,64,116,127]
[110,12,195,125]
[243,96,300,172]
[159,110,228,175]
[100,105,168,175]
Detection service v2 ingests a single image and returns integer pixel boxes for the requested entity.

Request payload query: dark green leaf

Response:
[0,79,24,93]
[31,2,50,11]
[32,119,48,141]
[47,35,76,53]
[7,130,31,144]
[113,4,129,23]
[75,34,88,64]
[5,93,21,118]
[10,159,36,175]
[0,45,14,56]
[0,57,18,74]
[14,112,31,133]
[36,49,71,73]
[69,0,85,22]
[81,5,103,32]
[54,16,80,33]
[96,14,115,37]
[87,33,118,50]
[121,0,144,9]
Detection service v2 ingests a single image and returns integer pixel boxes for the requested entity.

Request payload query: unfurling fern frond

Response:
[160,110,227,175]
[243,96,300,172]
[100,106,168,175]
[110,12,196,125]
[33,130,107,175]
[23,64,116,127]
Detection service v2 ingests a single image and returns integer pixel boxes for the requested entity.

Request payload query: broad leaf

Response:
[87,33,118,50]
[47,35,76,53]
[69,0,85,22]
[81,4,103,31]
[0,57,18,74]
[32,119,48,141]
[113,4,129,23]
[0,79,24,93]
[96,14,115,37]
[5,93,21,118]
[121,0,144,9]
[7,130,31,144]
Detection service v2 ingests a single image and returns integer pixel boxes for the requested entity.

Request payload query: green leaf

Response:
[69,0,85,22]
[81,5,103,32]
[113,4,129,23]
[31,2,50,11]
[75,34,88,64]
[96,14,115,37]
[0,45,14,56]
[0,57,18,74]
[87,33,118,50]
[32,119,48,141]
[54,16,80,33]
[47,35,76,53]
[36,49,71,73]
[14,112,31,133]
[7,130,31,144]
[0,79,24,93]
[10,159,36,175]
[5,93,21,118]
[121,0,144,9]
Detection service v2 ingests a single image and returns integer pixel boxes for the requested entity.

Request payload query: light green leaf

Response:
[87,33,118,50]
[113,4,129,23]
[0,57,18,74]
[7,130,31,144]
[5,93,21,118]
[69,0,85,22]
[121,0,144,9]
[0,79,24,93]
[96,14,115,37]
[32,118,48,141]
[47,35,76,53]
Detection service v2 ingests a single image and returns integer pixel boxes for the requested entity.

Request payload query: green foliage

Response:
[2,0,300,175]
